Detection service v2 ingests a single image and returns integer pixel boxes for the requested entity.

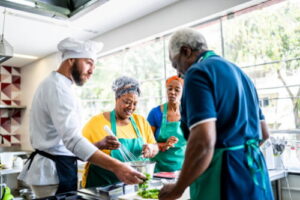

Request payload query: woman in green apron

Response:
[81,76,159,187]
[147,75,186,172]
[159,29,274,200]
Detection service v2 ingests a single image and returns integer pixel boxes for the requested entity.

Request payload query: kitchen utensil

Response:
[104,125,139,162]
[270,137,286,156]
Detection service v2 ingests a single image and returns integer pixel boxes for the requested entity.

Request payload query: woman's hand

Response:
[95,136,121,150]
[159,136,179,151]
[166,136,178,147]
[142,144,159,158]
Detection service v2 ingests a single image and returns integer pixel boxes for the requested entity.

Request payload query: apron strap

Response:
[245,139,267,191]
[110,110,117,136]
[129,117,142,139]
[25,149,56,170]
[25,149,80,170]
[110,110,142,139]
[159,103,168,136]
[25,150,38,170]
[196,51,217,63]
[218,139,267,191]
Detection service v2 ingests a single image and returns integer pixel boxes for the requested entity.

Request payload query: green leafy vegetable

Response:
[138,173,151,190]
[138,189,159,199]
[138,173,159,199]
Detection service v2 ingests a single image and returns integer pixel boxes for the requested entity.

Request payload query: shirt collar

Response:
[53,71,73,86]
[195,50,217,64]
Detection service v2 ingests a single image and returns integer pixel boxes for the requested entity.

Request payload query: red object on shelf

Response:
[154,172,177,179]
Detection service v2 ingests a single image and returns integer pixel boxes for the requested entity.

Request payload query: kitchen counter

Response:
[36,169,298,200]
[35,191,102,200]
[0,151,30,194]
[0,168,23,176]
[78,178,189,200]
[0,151,29,175]
[269,169,288,182]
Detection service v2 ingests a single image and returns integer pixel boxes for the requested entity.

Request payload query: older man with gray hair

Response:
[159,28,273,200]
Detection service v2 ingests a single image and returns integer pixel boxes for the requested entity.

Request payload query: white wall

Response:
[20,0,257,149]
[21,53,60,150]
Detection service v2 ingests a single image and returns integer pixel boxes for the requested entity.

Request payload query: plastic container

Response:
[0,153,14,169]
[13,157,24,169]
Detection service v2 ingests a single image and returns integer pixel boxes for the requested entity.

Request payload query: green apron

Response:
[190,139,268,200]
[188,51,268,199]
[85,110,144,187]
[152,103,186,172]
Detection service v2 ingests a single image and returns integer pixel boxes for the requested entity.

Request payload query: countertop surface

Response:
[269,169,288,181]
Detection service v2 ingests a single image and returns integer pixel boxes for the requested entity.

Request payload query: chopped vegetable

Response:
[138,173,159,199]
[138,173,151,190]
[138,188,160,199]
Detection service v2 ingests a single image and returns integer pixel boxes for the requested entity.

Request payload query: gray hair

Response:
[168,28,208,58]
[112,76,141,99]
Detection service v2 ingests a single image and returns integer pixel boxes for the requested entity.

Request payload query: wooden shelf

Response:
[0,105,26,109]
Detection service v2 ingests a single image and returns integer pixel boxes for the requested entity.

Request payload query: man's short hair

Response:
[169,28,208,58]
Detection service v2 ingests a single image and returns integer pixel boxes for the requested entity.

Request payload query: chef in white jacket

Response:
[18,37,145,198]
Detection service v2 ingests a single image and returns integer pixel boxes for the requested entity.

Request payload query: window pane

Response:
[122,39,165,80]
[163,35,178,78]
[76,38,166,121]
[194,20,222,56]
[222,0,300,66]
[222,0,300,130]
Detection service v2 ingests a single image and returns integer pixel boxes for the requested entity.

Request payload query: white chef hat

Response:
[57,37,104,62]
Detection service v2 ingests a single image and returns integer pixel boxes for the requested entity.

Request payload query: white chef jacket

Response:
[18,71,98,185]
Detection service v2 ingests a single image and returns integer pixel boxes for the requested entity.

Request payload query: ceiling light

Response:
[13,53,38,59]
[5,0,35,8]
[0,38,13,63]
[0,9,13,64]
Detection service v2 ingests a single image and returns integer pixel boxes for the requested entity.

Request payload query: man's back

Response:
[183,55,263,147]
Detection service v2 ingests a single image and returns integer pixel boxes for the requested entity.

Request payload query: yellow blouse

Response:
[81,112,156,187]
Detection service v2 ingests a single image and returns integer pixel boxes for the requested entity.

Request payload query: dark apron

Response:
[26,149,78,194]
[151,103,186,172]
[85,110,144,187]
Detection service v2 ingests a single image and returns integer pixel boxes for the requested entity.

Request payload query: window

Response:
[77,0,300,164]
[221,0,300,130]
[76,38,168,121]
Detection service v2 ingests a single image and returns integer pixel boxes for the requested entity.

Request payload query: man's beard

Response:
[71,61,84,86]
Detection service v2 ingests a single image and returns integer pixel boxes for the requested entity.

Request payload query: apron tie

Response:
[245,139,267,191]
[217,139,267,191]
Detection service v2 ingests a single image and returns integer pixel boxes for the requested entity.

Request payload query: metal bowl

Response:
[127,161,156,178]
